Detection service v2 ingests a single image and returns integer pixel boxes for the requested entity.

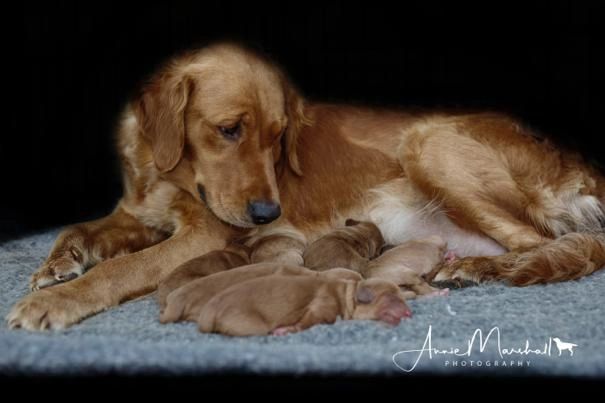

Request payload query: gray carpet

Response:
[1,229,604,377]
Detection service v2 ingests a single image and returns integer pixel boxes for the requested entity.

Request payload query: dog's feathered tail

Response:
[435,232,605,286]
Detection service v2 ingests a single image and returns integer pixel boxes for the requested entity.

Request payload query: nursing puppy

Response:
[249,234,306,266]
[303,219,384,272]
[363,235,449,298]
[158,233,307,311]
[160,263,361,323]
[156,242,250,310]
[198,276,411,336]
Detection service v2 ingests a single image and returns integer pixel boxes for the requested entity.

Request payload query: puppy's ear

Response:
[356,286,375,304]
[135,70,191,173]
[281,78,311,176]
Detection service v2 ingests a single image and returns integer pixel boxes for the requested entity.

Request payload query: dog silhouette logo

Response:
[552,337,578,356]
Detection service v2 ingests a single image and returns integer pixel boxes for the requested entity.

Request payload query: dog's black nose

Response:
[247,200,281,225]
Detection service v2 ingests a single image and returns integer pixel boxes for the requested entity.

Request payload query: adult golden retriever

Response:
[8,43,605,330]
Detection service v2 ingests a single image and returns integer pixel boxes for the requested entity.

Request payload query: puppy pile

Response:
[157,220,450,336]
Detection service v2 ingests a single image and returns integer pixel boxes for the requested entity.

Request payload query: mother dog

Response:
[8,43,605,330]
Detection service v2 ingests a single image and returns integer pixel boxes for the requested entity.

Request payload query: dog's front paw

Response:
[30,248,85,291]
[6,289,85,331]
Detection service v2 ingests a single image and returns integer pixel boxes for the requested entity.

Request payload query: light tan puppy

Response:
[303,219,385,272]
[160,263,361,323]
[363,235,449,298]
[198,276,411,336]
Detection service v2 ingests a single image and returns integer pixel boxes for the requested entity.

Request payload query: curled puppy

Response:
[160,263,362,324]
[198,276,411,336]
[303,219,384,272]
[159,233,305,310]
[249,234,306,266]
[363,235,449,298]
[157,242,250,310]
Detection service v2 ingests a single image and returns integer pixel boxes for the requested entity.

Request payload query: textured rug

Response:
[1,229,604,377]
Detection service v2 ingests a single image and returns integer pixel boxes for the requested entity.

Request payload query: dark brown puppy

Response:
[249,234,306,266]
[303,219,385,272]
[157,242,250,311]
[158,232,308,311]
[198,276,411,336]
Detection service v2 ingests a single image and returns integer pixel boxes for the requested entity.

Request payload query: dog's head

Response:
[134,43,308,227]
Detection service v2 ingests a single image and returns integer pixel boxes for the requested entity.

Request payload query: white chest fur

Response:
[365,178,506,257]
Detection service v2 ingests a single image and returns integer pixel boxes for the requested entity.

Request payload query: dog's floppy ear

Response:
[281,78,311,176]
[135,69,190,173]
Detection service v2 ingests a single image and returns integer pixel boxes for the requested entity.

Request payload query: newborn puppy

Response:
[303,219,384,272]
[198,276,411,336]
[157,242,250,310]
[363,235,449,298]
[160,263,362,324]
[249,234,306,266]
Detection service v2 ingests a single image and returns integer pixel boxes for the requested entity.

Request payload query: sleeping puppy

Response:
[156,242,250,310]
[249,234,306,266]
[160,263,362,324]
[303,219,384,272]
[197,276,411,336]
[158,233,307,311]
[363,235,449,298]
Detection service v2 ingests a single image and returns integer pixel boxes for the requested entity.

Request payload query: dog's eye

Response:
[218,123,241,140]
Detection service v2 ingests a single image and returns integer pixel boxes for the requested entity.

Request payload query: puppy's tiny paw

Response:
[421,288,450,298]
[444,250,458,264]
[271,325,297,336]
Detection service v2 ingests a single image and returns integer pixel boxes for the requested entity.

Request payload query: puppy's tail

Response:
[437,232,605,286]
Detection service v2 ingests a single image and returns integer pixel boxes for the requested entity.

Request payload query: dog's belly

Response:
[365,178,506,257]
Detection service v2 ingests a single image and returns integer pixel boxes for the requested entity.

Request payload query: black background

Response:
[2,0,604,241]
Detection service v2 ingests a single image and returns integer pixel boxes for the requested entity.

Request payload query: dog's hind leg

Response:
[401,118,547,252]
[401,114,605,285]
[30,206,167,290]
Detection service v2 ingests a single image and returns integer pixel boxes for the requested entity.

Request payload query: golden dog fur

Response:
[8,42,605,330]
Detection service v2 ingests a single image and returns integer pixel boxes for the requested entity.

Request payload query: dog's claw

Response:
[30,251,84,291]
[55,272,78,282]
